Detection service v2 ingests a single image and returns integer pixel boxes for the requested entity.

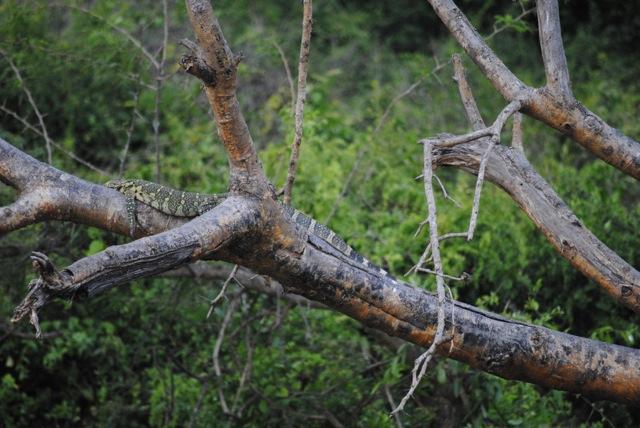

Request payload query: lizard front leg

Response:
[123,193,137,237]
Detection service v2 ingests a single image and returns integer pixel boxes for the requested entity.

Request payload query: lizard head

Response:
[105,179,145,199]
[105,180,123,190]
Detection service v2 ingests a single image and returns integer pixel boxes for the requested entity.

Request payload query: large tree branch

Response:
[428,0,640,180]
[273,243,640,406]
[4,135,637,404]
[11,197,266,332]
[9,192,639,405]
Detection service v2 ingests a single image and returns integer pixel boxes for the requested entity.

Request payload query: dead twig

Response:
[273,41,296,114]
[396,56,531,413]
[391,139,452,416]
[212,294,241,415]
[282,0,313,205]
[203,264,240,319]
[0,48,53,164]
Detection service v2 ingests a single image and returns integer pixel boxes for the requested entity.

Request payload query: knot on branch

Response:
[31,251,63,287]
[180,38,243,88]
[180,54,217,87]
[179,38,218,87]
[583,112,604,135]
[233,51,244,67]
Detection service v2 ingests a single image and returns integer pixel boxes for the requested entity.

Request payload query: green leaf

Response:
[86,239,107,256]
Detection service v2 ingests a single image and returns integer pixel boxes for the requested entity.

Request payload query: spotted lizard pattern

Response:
[105,179,397,282]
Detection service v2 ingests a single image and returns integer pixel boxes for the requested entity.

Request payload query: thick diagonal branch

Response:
[11,186,640,406]
[269,237,640,406]
[432,139,640,312]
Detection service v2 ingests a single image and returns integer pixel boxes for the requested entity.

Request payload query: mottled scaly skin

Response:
[105,180,226,237]
[105,179,396,281]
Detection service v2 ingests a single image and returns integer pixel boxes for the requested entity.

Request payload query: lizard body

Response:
[105,179,396,282]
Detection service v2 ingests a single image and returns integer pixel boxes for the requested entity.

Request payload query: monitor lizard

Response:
[105,179,397,283]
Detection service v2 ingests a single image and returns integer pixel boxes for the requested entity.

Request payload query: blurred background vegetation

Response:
[1,0,639,426]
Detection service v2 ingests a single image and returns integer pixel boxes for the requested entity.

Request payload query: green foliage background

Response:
[1,0,638,426]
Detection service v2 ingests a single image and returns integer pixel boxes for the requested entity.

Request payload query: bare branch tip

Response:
[234,51,244,66]
[31,309,43,340]
[179,38,202,57]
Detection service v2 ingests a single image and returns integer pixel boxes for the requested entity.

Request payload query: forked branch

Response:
[423,3,640,311]
[180,0,270,196]
[428,0,640,180]
[391,138,453,416]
